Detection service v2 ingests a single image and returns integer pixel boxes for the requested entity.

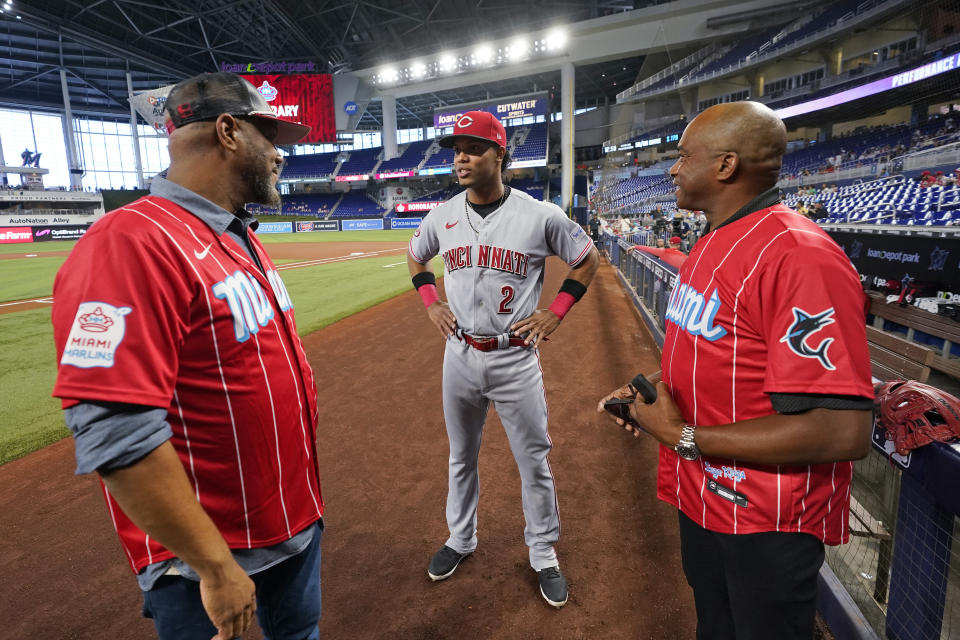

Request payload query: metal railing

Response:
[617,0,908,104]
[616,43,718,101]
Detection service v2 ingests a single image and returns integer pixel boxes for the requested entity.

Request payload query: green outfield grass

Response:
[0,238,438,466]
[0,241,79,255]
[0,256,68,301]
[0,308,67,463]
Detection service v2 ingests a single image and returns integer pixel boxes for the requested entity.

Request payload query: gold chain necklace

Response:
[464,187,507,236]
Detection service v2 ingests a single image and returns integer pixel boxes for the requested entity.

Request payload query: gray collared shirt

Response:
[64,178,314,591]
[149,176,263,270]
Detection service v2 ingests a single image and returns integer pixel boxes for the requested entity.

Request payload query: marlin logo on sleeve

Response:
[780,307,836,370]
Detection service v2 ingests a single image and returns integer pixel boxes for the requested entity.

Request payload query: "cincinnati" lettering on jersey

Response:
[442,245,473,272]
[664,283,727,341]
[477,244,528,277]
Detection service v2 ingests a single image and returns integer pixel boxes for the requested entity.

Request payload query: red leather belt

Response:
[460,332,528,351]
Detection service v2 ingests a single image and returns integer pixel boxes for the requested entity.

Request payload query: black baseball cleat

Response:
[537,566,568,608]
[427,545,472,581]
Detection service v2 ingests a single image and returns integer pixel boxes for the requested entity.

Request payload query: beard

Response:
[241,149,281,208]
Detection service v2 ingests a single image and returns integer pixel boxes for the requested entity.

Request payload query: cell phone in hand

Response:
[603,397,642,431]
[630,374,658,404]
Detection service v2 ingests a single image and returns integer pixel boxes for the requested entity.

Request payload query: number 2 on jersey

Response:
[498,286,515,313]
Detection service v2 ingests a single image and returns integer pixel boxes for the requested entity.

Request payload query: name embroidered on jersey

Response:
[704,461,746,483]
[664,283,727,341]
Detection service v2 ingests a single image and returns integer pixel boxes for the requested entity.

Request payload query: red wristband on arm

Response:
[419,284,439,308]
[548,291,577,320]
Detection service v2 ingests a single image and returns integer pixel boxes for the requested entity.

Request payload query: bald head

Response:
[688,101,787,190]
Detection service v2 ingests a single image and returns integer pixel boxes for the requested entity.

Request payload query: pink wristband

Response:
[548,291,577,320]
[418,283,439,308]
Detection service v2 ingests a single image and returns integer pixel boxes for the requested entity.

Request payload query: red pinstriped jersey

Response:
[52,196,323,573]
[659,203,872,545]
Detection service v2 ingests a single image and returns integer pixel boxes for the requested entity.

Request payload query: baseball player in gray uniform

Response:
[407,111,599,608]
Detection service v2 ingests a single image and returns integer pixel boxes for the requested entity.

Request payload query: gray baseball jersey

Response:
[409,189,593,337]
[409,188,592,571]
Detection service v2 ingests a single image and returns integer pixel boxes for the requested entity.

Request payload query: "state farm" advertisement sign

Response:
[0,227,33,244]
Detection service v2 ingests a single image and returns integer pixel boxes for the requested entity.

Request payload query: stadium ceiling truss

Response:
[0,0,654,128]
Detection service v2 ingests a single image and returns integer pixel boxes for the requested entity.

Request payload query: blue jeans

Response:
[142,521,323,640]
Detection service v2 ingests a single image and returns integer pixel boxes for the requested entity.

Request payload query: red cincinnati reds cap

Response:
[438,111,507,149]
[164,72,311,145]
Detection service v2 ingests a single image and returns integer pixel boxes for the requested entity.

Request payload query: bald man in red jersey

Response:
[599,101,873,640]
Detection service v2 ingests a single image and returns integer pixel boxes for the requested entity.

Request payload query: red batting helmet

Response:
[875,380,960,456]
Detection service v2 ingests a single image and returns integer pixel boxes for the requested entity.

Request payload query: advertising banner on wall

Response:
[341,219,384,231]
[0,213,100,226]
[827,230,959,284]
[296,220,339,232]
[256,221,294,234]
[418,167,453,176]
[375,170,416,179]
[32,225,90,242]
[389,217,422,229]
[241,74,336,143]
[0,227,33,243]
[395,201,442,213]
[434,94,548,129]
[221,61,319,74]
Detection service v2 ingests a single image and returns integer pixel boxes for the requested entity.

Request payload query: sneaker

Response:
[427,545,471,581]
[537,566,568,608]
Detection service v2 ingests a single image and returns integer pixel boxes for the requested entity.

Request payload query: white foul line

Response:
[275,247,405,271]
[0,249,407,309]
[0,297,54,308]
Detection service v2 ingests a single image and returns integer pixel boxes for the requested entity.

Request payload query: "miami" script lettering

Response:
[664,283,727,341]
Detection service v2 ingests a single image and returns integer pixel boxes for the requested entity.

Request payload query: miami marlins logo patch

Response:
[61,302,133,368]
[780,307,836,370]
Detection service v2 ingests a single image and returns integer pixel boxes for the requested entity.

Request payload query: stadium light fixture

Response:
[508,37,529,61]
[473,43,493,65]
[438,53,457,73]
[408,60,425,79]
[546,28,567,51]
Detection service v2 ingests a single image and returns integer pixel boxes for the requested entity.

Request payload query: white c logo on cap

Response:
[456,115,474,128]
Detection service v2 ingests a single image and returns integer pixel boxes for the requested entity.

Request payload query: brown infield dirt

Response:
[0,243,697,639]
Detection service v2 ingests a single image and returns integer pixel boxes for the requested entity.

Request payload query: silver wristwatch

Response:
[675,424,700,461]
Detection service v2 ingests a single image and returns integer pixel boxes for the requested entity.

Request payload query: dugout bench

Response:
[866,291,960,381]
